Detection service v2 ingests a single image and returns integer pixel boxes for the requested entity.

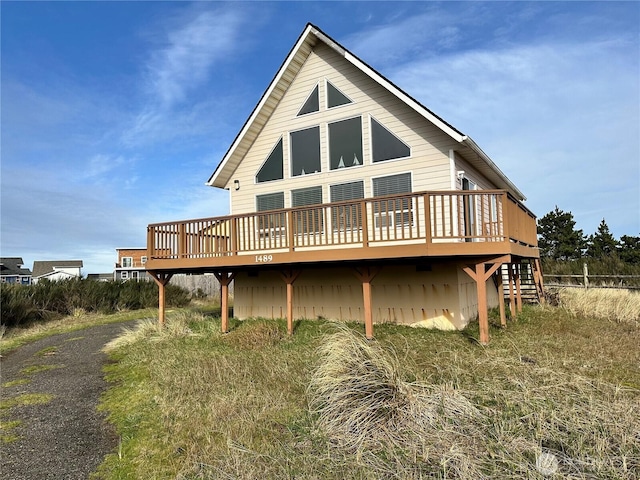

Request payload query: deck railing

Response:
[147,190,537,261]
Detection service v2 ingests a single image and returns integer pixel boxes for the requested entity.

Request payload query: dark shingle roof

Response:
[0,257,32,277]
[32,260,83,278]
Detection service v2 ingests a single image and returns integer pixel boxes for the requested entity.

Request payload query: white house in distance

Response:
[32,260,83,283]
[145,24,542,344]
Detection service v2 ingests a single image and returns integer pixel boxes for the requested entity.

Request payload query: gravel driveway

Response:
[1,321,135,479]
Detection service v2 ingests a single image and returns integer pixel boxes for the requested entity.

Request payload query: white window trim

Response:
[325,78,355,111]
[141,256,147,264]
[327,115,365,172]
[121,257,133,268]
[121,271,129,279]
[295,82,321,118]
[255,135,285,184]
[371,171,414,229]
[289,125,323,178]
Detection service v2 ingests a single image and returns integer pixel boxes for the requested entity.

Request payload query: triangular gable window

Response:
[297,85,319,116]
[256,138,284,183]
[327,81,352,108]
[371,118,411,162]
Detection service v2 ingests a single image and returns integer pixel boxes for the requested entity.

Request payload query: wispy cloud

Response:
[386,37,639,235]
[145,8,245,109]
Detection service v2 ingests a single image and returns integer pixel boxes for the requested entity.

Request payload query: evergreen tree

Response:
[537,206,586,260]
[586,219,619,259]
[619,234,640,265]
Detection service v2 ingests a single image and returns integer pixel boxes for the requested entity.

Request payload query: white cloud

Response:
[383,37,639,237]
[145,8,244,109]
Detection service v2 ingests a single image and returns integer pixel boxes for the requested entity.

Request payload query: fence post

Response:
[583,263,589,289]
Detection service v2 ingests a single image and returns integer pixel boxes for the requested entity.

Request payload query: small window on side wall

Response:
[371,118,411,162]
[256,138,284,183]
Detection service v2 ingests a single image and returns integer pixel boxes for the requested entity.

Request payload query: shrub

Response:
[0,279,190,328]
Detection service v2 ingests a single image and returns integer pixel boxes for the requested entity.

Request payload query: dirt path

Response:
[1,321,135,479]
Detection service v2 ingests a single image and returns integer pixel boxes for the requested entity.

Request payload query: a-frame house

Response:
[146,23,543,343]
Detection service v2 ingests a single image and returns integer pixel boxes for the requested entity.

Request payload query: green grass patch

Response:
[20,364,62,376]
[1,308,157,355]
[2,379,30,388]
[0,393,54,410]
[1,419,22,443]
[96,306,640,479]
[35,346,58,356]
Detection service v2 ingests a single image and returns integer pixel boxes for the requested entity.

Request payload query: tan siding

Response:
[233,263,493,330]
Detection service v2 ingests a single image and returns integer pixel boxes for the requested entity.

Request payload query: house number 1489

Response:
[255,254,273,263]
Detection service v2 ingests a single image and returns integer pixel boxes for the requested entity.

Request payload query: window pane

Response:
[330,181,364,230]
[329,117,362,170]
[291,126,321,176]
[297,85,319,116]
[371,118,410,162]
[373,173,412,227]
[292,186,322,207]
[256,192,284,211]
[330,181,364,202]
[256,138,284,183]
[327,81,352,108]
[373,173,412,197]
[292,186,323,233]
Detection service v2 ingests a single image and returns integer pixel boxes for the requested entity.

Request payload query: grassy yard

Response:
[93,293,640,479]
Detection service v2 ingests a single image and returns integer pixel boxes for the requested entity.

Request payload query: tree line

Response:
[537,206,640,281]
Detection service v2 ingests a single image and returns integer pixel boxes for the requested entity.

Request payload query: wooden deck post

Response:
[148,271,174,327]
[353,266,381,340]
[514,262,523,313]
[497,267,507,328]
[280,270,301,335]
[507,263,516,318]
[214,272,236,333]
[462,260,504,344]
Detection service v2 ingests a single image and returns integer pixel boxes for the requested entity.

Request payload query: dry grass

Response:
[308,325,640,479]
[557,287,640,325]
[96,308,640,479]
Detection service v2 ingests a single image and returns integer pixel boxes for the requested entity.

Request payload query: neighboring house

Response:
[0,257,33,285]
[114,248,150,281]
[32,260,83,283]
[145,24,543,343]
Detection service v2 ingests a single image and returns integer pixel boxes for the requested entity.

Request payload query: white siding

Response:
[228,42,458,215]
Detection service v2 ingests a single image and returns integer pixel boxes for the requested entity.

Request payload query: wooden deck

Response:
[146,190,539,272]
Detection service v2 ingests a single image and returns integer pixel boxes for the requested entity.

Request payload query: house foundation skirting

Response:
[151,257,541,343]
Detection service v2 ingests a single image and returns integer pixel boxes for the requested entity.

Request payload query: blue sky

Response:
[2,1,639,274]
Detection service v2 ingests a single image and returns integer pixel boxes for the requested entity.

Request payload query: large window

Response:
[290,126,321,176]
[330,181,364,230]
[372,173,413,227]
[371,118,411,162]
[256,138,284,183]
[121,257,133,268]
[292,186,323,233]
[329,117,362,170]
